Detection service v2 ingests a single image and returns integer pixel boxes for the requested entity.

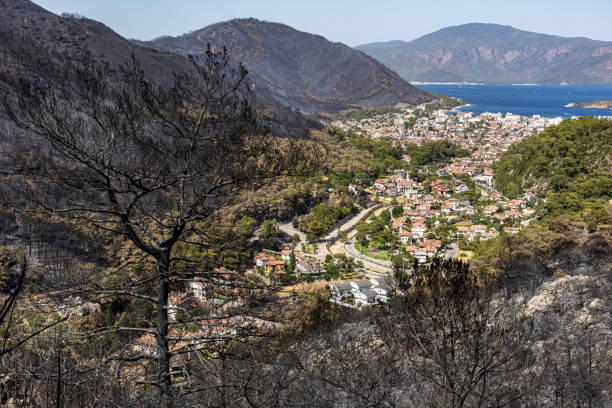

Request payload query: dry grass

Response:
[277,279,362,298]
[459,250,474,261]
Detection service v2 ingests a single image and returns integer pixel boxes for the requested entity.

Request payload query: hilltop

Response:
[0,0,188,84]
[143,18,433,117]
[357,23,612,84]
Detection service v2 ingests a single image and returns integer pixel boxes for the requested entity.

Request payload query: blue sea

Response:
[417,84,612,118]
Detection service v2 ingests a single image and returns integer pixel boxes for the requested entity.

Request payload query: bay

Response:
[417,84,612,118]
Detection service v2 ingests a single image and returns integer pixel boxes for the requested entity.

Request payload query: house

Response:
[492,213,507,223]
[503,227,520,234]
[411,224,427,239]
[504,210,522,219]
[405,189,419,199]
[350,280,373,294]
[371,283,393,299]
[483,205,499,216]
[420,239,442,252]
[456,225,471,236]
[398,230,413,244]
[255,253,275,267]
[329,282,353,299]
[190,281,208,301]
[296,256,322,276]
[280,247,293,261]
[264,260,286,274]
[387,187,400,197]
[481,231,498,240]
[465,231,478,242]
[522,207,535,216]
[255,252,286,274]
[471,224,487,235]
[413,249,428,263]
[370,276,394,287]
[354,289,379,306]
[211,267,238,286]
[446,198,460,209]
[474,175,493,186]
[392,217,407,231]
[441,203,455,214]
[374,179,389,189]
[455,183,469,193]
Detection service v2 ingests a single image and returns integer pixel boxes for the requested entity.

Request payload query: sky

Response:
[32,0,612,46]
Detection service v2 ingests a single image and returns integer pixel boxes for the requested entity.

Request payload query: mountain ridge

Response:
[142,18,433,117]
[0,0,323,137]
[357,23,612,85]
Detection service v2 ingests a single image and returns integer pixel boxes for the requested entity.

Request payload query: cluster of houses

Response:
[404,239,443,263]
[368,168,541,262]
[254,247,323,278]
[333,105,565,199]
[329,277,394,307]
[332,106,562,157]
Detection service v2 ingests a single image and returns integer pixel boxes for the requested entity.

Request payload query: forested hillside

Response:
[494,117,611,224]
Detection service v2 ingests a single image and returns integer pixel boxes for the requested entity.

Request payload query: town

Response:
[237,102,569,308]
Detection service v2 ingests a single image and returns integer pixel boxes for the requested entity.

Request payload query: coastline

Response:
[418,83,612,119]
[413,81,483,85]
[414,82,538,86]
[452,103,471,111]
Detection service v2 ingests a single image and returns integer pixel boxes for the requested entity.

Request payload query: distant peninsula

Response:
[565,99,612,109]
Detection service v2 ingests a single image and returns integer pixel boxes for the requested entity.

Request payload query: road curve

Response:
[344,238,393,273]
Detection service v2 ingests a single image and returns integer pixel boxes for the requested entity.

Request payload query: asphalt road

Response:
[344,238,393,274]
[324,204,382,241]
[278,205,388,266]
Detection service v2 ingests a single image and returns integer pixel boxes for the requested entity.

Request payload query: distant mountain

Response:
[0,0,320,137]
[142,18,433,117]
[357,23,612,85]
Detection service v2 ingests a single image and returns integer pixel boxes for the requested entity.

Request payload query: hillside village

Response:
[332,104,564,173]
[232,104,569,308]
[364,168,537,262]
[143,104,604,311]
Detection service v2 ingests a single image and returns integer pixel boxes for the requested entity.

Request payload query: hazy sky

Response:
[32,0,612,46]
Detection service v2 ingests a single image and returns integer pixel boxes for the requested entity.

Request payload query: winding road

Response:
[278,205,394,277]
[343,238,393,273]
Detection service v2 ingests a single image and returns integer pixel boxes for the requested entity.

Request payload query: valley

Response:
[0,1,609,407]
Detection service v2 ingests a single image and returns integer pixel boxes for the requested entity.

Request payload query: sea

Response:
[417,84,612,118]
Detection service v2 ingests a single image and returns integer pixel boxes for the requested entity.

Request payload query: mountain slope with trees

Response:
[143,18,433,117]
[494,117,611,224]
[357,23,612,84]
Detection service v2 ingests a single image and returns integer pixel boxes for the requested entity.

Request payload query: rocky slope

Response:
[357,23,612,84]
[142,18,433,117]
[284,230,611,406]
